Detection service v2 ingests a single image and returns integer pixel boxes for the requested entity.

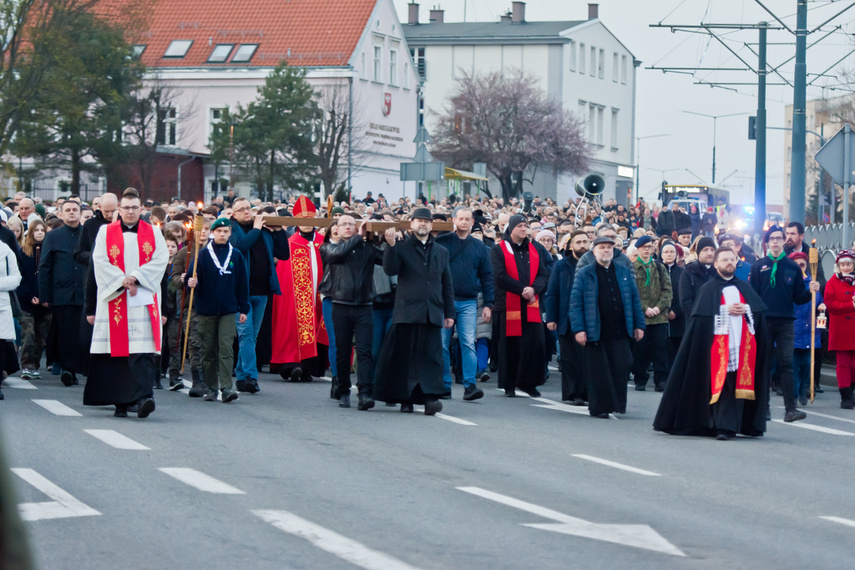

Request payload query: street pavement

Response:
[1,365,854,569]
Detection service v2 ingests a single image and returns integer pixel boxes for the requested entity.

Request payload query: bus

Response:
[661,184,730,213]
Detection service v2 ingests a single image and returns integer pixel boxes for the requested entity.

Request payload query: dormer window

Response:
[133,45,147,58]
[231,44,258,63]
[208,44,234,63]
[164,40,193,58]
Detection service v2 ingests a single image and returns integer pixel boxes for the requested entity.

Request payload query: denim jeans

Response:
[475,338,489,373]
[323,298,337,377]
[372,307,394,361]
[442,299,477,390]
[792,348,811,399]
[235,295,267,382]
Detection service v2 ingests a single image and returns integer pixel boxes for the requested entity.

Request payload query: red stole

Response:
[271,232,328,364]
[710,292,756,404]
[502,240,541,336]
[105,221,161,357]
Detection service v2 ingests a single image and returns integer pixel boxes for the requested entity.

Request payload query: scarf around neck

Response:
[768,251,786,288]
[638,255,653,286]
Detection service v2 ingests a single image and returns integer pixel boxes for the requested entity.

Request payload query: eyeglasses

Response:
[767,236,784,242]
[233,207,251,213]
[119,206,140,212]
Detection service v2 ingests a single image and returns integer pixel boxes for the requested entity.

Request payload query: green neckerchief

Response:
[638,256,653,286]
[768,251,787,287]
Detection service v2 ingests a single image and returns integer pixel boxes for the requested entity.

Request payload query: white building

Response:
[404,2,638,205]
[109,0,420,202]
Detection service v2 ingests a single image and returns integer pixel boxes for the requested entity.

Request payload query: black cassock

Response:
[654,275,769,437]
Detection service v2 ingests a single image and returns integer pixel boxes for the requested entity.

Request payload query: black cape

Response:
[653,275,769,437]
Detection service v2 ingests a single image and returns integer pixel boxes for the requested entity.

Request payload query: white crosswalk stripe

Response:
[13,468,101,521]
[32,399,82,417]
[84,429,150,450]
[158,468,245,494]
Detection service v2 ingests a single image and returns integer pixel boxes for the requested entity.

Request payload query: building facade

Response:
[403,2,638,206]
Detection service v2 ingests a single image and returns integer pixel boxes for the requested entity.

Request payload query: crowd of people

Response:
[0,187,848,441]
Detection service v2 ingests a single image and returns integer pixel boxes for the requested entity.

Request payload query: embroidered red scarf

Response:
[502,240,541,336]
[710,291,756,404]
[106,221,161,357]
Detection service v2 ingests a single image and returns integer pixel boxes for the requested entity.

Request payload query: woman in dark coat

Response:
[17,220,50,379]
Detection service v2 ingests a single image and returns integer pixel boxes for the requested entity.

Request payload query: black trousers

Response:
[766,317,796,411]
[332,303,374,396]
[558,333,586,401]
[631,323,669,387]
[585,337,633,415]
[712,371,745,435]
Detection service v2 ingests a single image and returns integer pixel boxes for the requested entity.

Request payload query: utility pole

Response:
[755,22,768,238]
[229,124,235,191]
[790,0,808,224]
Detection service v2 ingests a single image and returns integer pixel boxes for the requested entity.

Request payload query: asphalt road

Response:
[1,366,853,569]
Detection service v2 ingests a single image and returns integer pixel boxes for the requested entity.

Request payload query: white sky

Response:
[393,0,855,207]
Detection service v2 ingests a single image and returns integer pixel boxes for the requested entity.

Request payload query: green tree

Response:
[11,7,143,194]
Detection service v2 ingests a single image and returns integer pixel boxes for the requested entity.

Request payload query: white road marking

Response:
[776,406,855,425]
[457,486,684,557]
[4,377,37,389]
[771,419,855,436]
[84,429,150,450]
[12,468,101,521]
[158,468,245,494]
[571,454,662,477]
[548,366,560,372]
[32,399,82,417]
[820,516,855,528]
[524,392,619,420]
[253,509,421,570]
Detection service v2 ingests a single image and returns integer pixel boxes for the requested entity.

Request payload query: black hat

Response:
[432,213,447,221]
[635,235,654,248]
[472,221,483,233]
[411,207,433,221]
[503,214,528,241]
[592,236,616,247]
[677,228,692,235]
[696,236,717,252]
[718,233,742,244]
[764,225,784,243]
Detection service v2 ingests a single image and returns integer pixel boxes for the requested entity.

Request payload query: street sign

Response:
[400,162,444,181]
[815,124,855,186]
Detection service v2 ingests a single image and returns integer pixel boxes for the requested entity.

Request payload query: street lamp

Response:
[683,111,749,184]
[635,134,670,205]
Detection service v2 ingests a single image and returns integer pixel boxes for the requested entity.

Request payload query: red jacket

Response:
[824,274,855,351]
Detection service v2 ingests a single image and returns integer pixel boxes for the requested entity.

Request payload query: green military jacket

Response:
[632,257,672,325]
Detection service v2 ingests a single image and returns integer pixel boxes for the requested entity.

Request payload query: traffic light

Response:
[748,116,757,140]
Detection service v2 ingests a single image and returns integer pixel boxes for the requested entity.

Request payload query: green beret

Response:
[210,218,231,232]
[331,206,345,215]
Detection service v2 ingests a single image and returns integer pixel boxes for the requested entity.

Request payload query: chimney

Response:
[500,12,512,24]
[588,3,599,20]
[511,2,525,24]
[408,2,419,25]
[429,8,444,24]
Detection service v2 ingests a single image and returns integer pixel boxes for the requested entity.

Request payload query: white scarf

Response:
[207,241,234,275]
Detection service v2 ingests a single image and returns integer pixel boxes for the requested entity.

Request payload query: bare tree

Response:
[431,70,591,202]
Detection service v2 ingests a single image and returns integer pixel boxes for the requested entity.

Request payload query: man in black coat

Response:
[74,193,117,267]
[654,247,769,439]
[325,215,383,411]
[39,200,87,386]
[373,208,455,415]
[679,236,717,319]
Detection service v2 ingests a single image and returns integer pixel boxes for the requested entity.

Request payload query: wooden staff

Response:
[175,223,194,352]
[809,241,818,404]
[180,214,204,373]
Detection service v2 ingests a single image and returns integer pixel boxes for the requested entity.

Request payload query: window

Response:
[389,49,398,86]
[232,44,258,63]
[404,61,410,88]
[598,49,604,79]
[568,40,576,72]
[164,40,192,58]
[589,46,596,77]
[588,105,596,141]
[610,108,619,150]
[208,44,234,63]
[579,43,586,74]
[411,47,426,81]
[209,107,227,143]
[133,45,147,58]
[612,53,618,82]
[597,106,604,145]
[361,51,367,79]
[373,45,382,81]
[156,107,178,146]
[621,54,627,84]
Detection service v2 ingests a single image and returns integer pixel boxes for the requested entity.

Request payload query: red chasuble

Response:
[105,220,161,357]
[501,240,541,336]
[710,291,757,404]
[271,231,328,364]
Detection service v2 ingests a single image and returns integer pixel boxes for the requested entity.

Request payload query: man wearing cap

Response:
[374,208,455,415]
[679,236,718,320]
[229,197,290,394]
[570,236,645,417]
[575,226,635,276]
[631,235,672,392]
[677,228,692,249]
[749,225,818,422]
[436,206,494,401]
[271,196,329,382]
[491,214,549,397]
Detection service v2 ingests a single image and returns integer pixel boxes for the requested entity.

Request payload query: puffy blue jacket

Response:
[794,273,822,349]
[569,261,646,341]
[544,255,576,336]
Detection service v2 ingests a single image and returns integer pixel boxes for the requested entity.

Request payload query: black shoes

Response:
[439,392,452,400]
[716,432,732,441]
[61,371,74,387]
[204,389,218,402]
[339,394,351,408]
[522,387,541,398]
[400,403,414,413]
[783,409,807,423]
[153,378,163,389]
[357,394,375,411]
[236,380,259,394]
[799,395,808,406]
[424,400,443,416]
[114,405,127,418]
[221,388,239,403]
[289,367,303,382]
[840,387,855,409]
[189,370,206,397]
[572,397,585,406]
[478,371,491,382]
[169,378,185,391]
[654,383,666,392]
[593,412,610,419]
[463,385,484,401]
[505,388,516,397]
[765,405,772,421]
[815,385,824,393]
[329,376,338,399]
[635,384,646,391]
[137,398,155,419]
